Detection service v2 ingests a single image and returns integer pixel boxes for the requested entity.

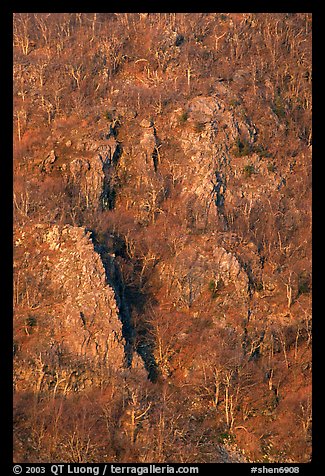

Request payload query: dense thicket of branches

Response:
[13,13,311,463]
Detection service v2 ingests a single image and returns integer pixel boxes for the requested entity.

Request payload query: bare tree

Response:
[13,13,32,55]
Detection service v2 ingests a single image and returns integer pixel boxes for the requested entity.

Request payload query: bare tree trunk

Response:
[225,385,229,427]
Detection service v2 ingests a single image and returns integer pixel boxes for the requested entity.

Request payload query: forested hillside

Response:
[13,13,312,463]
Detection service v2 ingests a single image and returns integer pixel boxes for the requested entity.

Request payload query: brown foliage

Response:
[13,13,311,463]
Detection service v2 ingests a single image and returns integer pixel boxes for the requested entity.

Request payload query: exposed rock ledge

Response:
[14,224,125,370]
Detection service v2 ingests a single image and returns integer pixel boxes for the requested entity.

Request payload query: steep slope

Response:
[13,13,312,463]
[14,223,126,396]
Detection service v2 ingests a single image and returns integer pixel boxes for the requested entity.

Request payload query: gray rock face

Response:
[140,124,159,169]
[15,224,125,365]
[174,94,269,231]
[140,129,157,154]
[69,157,90,179]
[140,118,153,128]
[188,96,222,123]
[212,246,249,294]
[69,155,104,208]
[68,138,120,209]
[64,135,121,209]
[160,237,250,309]
[40,149,57,172]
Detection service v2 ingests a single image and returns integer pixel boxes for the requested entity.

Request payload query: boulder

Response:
[188,96,222,123]
[140,118,153,128]
[40,149,57,172]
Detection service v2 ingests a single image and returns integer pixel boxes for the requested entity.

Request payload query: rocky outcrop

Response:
[62,134,121,209]
[140,118,154,128]
[212,245,249,294]
[140,118,160,170]
[158,235,250,310]
[63,153,103,208]
[40,149,57,173]
[13,224,126,394]
[187,96,222,124]
[43,225,123,357]
[173,93,258,206]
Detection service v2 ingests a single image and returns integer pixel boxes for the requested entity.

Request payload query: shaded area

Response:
[101,144,122,211]
[90,230,159,382]
[212,170,229,231]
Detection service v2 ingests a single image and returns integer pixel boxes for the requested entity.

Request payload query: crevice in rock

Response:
[152,147,159,173]
[89,229,159,382]
[212,170,228,231]
[100,144,122,210]
[152,127,162,173]
[112,143,122,167]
